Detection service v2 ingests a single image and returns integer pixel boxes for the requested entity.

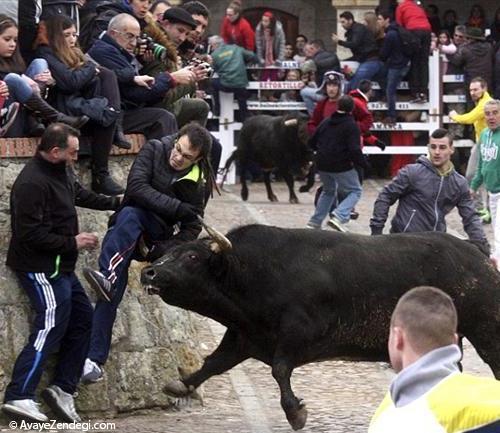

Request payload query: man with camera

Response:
[141,5,213,128]
[87,13,200,136]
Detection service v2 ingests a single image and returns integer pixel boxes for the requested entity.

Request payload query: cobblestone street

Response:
[2,180,495,433]
[106,179,495,433]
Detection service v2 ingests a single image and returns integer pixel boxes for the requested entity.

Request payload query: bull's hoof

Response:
[286,403,308,430]
[269,195,279,202]
[163,379,191,397]
[298,185,310,193]
[289,197,299,204]
[241,191,249,201]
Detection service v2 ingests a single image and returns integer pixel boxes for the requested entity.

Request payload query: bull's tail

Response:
[219,150,239,189]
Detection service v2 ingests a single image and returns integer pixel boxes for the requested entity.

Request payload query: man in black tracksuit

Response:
[2,123,120,423]
[81,122,213,383]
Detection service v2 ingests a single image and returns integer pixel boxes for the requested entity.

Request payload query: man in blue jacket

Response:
[370,128,489,255]
[87,13,190,138]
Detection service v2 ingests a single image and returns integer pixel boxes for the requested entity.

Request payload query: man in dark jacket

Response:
[449,27,494,95]
[377,9,411,125]
[306,95,366,232]
[81,122,213,383]
[332,11,383,91]
[1,123,120,423]
[369,128,489,255]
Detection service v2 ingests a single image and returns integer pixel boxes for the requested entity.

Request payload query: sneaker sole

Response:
[41,388,78,423]
[82,268,111,302]
[1,404,48,422]
[327,220,348,233]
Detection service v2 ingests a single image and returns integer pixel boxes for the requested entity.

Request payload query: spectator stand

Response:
[212,51,471,184]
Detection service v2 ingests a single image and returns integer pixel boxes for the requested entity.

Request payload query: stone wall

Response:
[0,153,203,417]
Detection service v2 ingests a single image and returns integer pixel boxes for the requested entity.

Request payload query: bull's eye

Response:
[189,254,198,261]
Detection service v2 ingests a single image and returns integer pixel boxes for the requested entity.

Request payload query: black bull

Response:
[141,225,500,430]
[221,114,313,203]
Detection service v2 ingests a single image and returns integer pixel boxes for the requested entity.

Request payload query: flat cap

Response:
[163,7,197,29]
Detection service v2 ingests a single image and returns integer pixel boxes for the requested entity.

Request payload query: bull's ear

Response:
[283,118,298,127]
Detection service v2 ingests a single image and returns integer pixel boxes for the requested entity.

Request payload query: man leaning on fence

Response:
[209,35,258,121]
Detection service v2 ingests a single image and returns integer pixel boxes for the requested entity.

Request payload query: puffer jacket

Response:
[255,20,286,64]
[370,156,487,245]
[120,134,205,242]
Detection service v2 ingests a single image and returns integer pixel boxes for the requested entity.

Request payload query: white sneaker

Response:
[306,222,321,229]
[81,358,103,384]
[2,399,48,422]
[42,385,81,422]
[327,215,349,233]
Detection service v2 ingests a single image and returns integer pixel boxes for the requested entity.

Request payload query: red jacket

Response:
[396,0,431,31]
[220,16,255,51]
[308,94,374,147]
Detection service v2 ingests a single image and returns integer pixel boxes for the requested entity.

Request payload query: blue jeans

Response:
[300,86,325,115]
[88,206,171,365]
[4,58,48,103]
[383,65,409,118]
[309,169,362,226]
[348,60,384,91]
[4,272,93,400]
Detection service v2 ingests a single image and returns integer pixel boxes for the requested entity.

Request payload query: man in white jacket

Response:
[369,286,500,433]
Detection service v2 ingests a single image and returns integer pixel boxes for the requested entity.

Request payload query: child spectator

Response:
[437,30,455,75]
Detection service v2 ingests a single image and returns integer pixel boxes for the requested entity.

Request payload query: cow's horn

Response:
[284,118,298,126]
[197,216,233,251]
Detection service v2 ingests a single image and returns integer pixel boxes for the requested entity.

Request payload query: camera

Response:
[189,57,213,78]
[136,34,167,62]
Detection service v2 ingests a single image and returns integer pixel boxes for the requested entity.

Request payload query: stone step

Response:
[0,134,146,158]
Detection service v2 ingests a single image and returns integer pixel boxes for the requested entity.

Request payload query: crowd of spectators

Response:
[0,1,499,172]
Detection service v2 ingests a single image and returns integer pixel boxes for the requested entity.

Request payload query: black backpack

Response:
[396,25,421,57]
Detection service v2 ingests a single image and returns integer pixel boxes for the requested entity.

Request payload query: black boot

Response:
[113,113,132,149]
[26,114,46,137]
[92,171,125,196]
[24,94,89,129]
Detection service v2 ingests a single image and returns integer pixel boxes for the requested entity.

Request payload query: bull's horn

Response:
[197,216,232,251]
[284,118,298,126]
